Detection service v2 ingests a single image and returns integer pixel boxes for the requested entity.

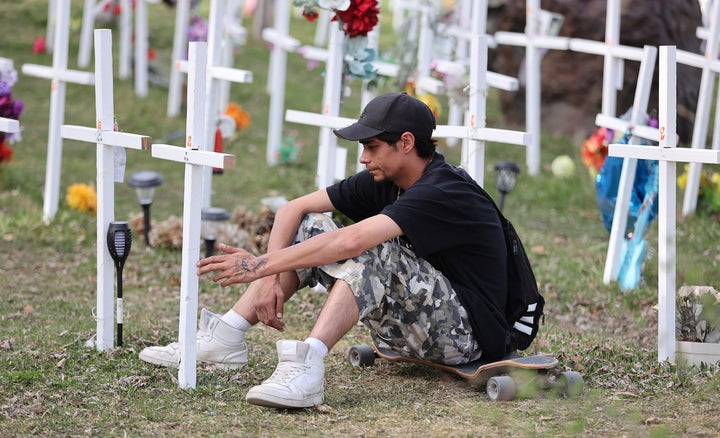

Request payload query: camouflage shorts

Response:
[294,213,482,365]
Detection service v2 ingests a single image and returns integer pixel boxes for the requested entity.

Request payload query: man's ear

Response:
[400,132,415,152]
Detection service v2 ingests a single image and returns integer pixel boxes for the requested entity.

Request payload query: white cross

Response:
[261,0,301,166]
[78,0,134,80]
[493,0,569,176]
[568,0,631,118]
[676,0,720,215]
[166,0,192,116]
[591,45,659,285]
[152,42,236,389]
[608,46,720,363]
[22,0,95,223]
[169,0,251,208]
[60,29,152,351]
[0,117,19,136]
[286,34,530,187]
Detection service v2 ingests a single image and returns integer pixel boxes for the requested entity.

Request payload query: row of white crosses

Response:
[594,0,720,285]
[78,0,134,80]
[22,0,95,224]
[171,0,252,208]
[286,2,530,188]
[608,46,720,363]
[167,0,249,117]
[63,28,234,389]
[677,0,720,216]
[78,0,155,96]
[494,0,568,177]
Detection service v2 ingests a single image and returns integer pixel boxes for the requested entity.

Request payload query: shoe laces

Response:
[266,362,309,385]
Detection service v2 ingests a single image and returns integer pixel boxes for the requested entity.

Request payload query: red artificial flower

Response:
[581,127,611,172]
[334,0,380,38]
[32,37,46,55]
[0,139,13,163]
[302,6,319,22]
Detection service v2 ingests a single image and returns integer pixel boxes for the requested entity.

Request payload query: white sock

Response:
[304,337,329,358]
[221,309,252,332]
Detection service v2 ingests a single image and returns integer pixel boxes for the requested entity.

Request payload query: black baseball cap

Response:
[334,92,436,141]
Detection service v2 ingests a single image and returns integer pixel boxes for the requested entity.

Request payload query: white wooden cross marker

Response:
[261,0,301,166]
[568,0,630,118]
[22,0,95,223]
[0,118,19,136]
[609,46,720,363]
[60,29,151,351]
[167,0,192,116]
[78,0,134,79]
[677,0,720,215]
[591,45,659,285]
[171,0,251,208]
[152,42,236,389]
[493,0,569,176]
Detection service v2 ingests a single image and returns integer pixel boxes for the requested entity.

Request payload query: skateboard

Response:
[348,343,583,401]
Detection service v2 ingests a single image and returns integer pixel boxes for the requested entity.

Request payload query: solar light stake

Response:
[127,171,163,246]
[494,161,521,212]
[107,221,132,347]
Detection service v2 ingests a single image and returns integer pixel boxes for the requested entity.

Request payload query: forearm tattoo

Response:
[235,256,267,275]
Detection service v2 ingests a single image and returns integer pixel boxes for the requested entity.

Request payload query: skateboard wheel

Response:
[486,375,517,401]
[348,344,376,368]
[556,371,583,397]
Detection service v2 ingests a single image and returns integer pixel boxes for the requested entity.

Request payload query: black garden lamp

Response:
[494,161,521,212]
[201,207,230,258]
[127,170,163,246]
[107,221,132,347]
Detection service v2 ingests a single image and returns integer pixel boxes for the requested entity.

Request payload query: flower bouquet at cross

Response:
[0,58,24,166]
[295,0,380,80]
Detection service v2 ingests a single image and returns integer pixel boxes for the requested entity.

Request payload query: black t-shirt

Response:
[326,153,510,358]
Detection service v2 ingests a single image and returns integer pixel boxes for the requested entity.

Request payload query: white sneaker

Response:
[139,309,248,370]
[245,340,325,408]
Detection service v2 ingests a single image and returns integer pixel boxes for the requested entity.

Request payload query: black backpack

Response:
[495,207,544,351]
[473,183,545,352]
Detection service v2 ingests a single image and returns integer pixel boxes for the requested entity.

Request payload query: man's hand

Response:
[196,243,267,287]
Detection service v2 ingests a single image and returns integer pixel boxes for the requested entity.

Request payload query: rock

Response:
[489,0,703,144]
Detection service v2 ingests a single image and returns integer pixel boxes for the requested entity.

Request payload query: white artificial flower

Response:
[319,0,351,11]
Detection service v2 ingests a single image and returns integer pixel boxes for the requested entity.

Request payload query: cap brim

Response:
[333,122,384,141]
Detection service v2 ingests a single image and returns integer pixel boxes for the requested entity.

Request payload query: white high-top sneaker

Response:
[245,340,325,408]
[139,309,248,370]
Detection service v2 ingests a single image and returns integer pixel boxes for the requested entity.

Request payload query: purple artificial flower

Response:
[0,94,12,117]
[13,98,24,118]
[0,81,10,96]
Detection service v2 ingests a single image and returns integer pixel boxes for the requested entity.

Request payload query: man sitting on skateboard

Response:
[139,92,510,409]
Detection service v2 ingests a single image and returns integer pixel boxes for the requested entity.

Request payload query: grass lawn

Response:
[1,1,720,436]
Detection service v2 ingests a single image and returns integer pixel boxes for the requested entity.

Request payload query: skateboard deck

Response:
[372,344,558,383]
[348,343,582,401]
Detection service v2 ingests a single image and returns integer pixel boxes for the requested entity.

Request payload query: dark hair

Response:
[375,132,437,159]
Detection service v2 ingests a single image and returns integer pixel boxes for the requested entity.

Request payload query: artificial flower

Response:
[32,37,47,55]
[0,60,24,149]
[581,126,613,176]
[225,103,251,130]
[66,183,98,214]
[0,140,13,163]
[334,0,380,38]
